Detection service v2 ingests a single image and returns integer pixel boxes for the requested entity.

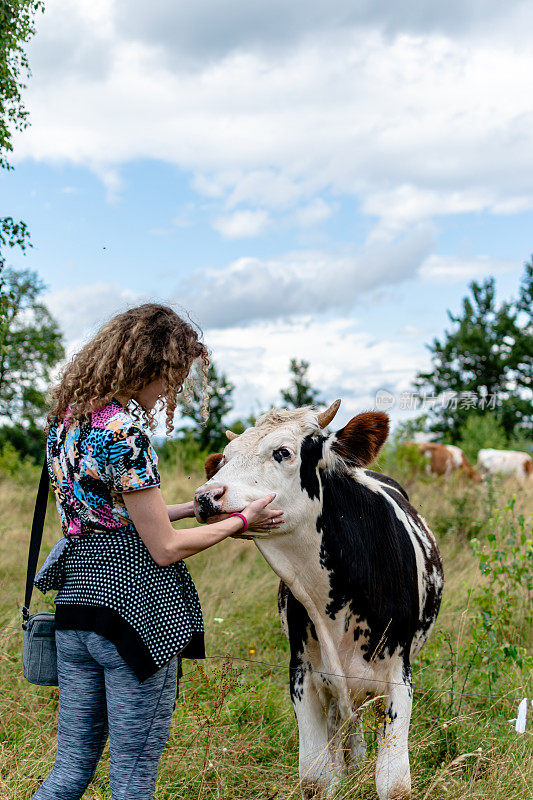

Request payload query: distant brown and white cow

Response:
[195,401,443,800]
[477,448,533,481]
[412,442,481,482]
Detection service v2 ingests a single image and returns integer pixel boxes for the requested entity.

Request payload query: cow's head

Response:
[194,400,389,531]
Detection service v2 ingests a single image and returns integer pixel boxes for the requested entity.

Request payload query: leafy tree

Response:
[0,217,32,331]
[0,422,45,463]
[0,0,43,332]
[226,412,257,436]
[1,0,43,328]
[0,268,64,428]
[457,411,508,464]
[280,358,321,408]
[0,0,43,169]
[415,262,533,441]
[392,413,430,444]
[180,361,235,452]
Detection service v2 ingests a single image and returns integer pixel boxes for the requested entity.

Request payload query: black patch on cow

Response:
[195,494,220,522]
[364,469,409,501]
[316,471,420,664]
[299,434,326,500]
[279,580,317,702]
[384,488,443,641]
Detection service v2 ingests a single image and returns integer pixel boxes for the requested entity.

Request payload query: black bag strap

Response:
[22,456,50,627]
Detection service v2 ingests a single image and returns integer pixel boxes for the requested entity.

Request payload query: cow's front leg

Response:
[374,674,413,800]
[292,669,343,799]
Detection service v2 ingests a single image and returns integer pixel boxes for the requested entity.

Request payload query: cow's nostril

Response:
[212,485,226,501]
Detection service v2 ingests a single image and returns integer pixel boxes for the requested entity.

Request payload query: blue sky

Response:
[2,0,532,432]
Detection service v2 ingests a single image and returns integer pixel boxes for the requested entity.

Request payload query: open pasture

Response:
[0,456,531,799]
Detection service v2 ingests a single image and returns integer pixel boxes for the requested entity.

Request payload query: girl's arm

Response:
[167,501,195,521]
[123,486,283,565]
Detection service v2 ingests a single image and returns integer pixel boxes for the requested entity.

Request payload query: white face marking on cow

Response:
[195,410,326,532]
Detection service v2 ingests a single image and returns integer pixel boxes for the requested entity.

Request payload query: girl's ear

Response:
[331,412,389,466]
[204,453,223,480]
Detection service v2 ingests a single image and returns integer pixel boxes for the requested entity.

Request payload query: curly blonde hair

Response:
[46,303,210,436]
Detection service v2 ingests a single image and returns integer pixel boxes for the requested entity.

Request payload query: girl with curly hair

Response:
[32,303,283,800]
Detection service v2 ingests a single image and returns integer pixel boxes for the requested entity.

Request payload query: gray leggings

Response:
[32,629,177,800]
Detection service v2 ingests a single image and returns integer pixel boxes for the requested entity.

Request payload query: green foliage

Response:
[0,0,43,169]
[0,190,33,338]
[0,439,40,482]
[415,261,533,441]
[431,485,488,541]
[156,430,210,475]
[457,411,508,463]
[280,358,321,408]
[0,0,43,336]
[226,412,257,436]
[392,413,430,444]
[0,268,64,426]
[0,422,46,463]
[466,497,533,689]
[372,441,428,487]
[180,362,235,452]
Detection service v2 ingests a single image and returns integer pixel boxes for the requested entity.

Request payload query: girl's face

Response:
[134,377,165,412]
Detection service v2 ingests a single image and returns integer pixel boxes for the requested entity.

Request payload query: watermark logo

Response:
[375,389,396,410]
[373,390,500,411]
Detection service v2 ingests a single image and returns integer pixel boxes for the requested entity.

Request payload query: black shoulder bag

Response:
[21,457,58,686]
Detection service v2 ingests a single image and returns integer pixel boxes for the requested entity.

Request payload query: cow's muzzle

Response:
[194,484,227,522]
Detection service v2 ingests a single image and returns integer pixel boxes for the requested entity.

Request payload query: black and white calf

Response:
[194,401,443,800]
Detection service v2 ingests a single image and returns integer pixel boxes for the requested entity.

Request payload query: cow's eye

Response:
[273,447,292,463]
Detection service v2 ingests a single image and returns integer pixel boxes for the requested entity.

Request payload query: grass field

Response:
[0,454,531,799]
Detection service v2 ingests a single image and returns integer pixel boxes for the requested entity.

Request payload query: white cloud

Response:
[362,186,497,242]
[177,225,434,327]
[43,282,148,340]
[205,316,427,426]
[212,209,271,239]
[290,198,334,228]
[41,278,431,436]
[113,0,531,64]
[43,229,432,343]
[16,5,533,233]
[419,254,516,283]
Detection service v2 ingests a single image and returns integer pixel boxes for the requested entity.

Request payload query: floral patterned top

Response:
[47,397,161,536]
[37,397,205,680]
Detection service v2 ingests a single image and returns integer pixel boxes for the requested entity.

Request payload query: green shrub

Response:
[0,441,41,483]
[156,432,210,475]
[373,441,428,487]
[466,496,532,691]
[431,484,488,541]
[457,411,508,463]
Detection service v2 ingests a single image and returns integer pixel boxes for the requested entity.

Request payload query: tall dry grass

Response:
[0,458,531,799]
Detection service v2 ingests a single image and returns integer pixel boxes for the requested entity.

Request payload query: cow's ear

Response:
[204,453,224,479]
[332,412,389,466]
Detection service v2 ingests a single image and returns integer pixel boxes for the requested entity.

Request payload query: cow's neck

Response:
[256,524,354,717]
[255,523,329,611]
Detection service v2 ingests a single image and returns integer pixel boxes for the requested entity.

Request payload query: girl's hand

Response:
[238,493,284,536]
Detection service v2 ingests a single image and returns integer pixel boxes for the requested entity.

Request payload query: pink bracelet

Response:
[229,512,249,532]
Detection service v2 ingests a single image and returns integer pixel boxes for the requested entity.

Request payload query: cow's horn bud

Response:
[226,430,239,441]
[317,399,341,429]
